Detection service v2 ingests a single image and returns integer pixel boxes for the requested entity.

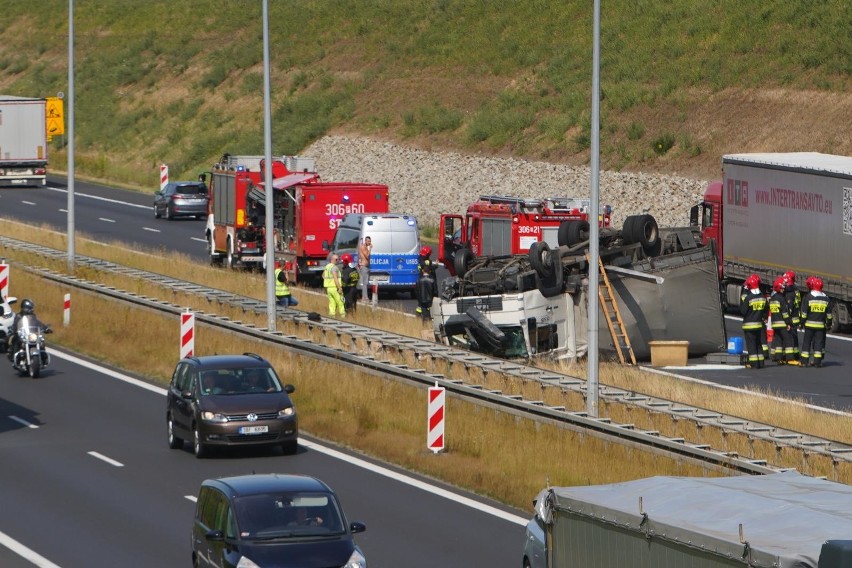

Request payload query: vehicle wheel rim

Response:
[194,428,203,456]
[168,419,175,445]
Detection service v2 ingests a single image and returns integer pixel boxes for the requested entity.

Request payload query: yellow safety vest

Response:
[274,268,290,296]
[322,262,338,289]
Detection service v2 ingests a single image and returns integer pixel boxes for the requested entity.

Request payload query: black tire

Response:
[167,415,184,449]
[567,220,589,246]
[193,426,208,459]
[154,205,161,219]
[528,241,554,278]
[557,221,575,247]
[281,439,298,455]
[454,248,475,278]
[28,357,41,379]
[629,214,659,254]
[621,215,638,244]
[165,205,172,220]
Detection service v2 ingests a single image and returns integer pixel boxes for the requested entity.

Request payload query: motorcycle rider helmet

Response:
[773,277,785,293]
[745,274,760,290]
[783,270,796,285]
[20,299,34,315]
[812,278,824,292]
[419,245,433,258]
[340,253,353,265]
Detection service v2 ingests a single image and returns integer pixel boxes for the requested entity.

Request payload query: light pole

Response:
[262,0,276,331]
[67,0,76,271]
[586,0,601,417]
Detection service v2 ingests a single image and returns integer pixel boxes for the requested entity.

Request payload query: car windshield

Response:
[200,368,283,396]
[234,492,345,539]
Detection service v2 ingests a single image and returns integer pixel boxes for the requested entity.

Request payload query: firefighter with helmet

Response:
[782,270,801,361]
[740,274,768,369]
[340,253,360,313]
[769,277,798,365]
[800,276,832,367]
[415,245,434,315]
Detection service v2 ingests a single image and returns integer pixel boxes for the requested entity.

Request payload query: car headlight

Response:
[236,556,260,568]
[279,407,295,418]
[201,411,228,423]
[344,549,367,568]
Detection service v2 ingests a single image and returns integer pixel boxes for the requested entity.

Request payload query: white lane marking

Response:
[59,208,68,213]
[186,496,198,503]
[22,200,37,206]
[45,185,150,210]
[98,218,116,223]
[49,349,528,525]
[87,451,125,467]
[0,531,62,568]
[143,227,161,233]
[191,237,207,243]
[9,415,39,428]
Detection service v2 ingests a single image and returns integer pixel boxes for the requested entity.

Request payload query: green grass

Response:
[0,1,848,186]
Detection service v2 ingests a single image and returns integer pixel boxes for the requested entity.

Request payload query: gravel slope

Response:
[305,135,711,229]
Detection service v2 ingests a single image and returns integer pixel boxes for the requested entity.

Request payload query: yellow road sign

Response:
[46,97,65,136]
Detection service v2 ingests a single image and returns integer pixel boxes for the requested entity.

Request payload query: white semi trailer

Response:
[0,95,48,187]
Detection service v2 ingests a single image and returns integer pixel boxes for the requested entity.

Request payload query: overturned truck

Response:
[432,214,726,361]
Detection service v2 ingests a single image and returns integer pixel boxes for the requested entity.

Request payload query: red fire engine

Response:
[437,195,612,275]
[205,154,389,283]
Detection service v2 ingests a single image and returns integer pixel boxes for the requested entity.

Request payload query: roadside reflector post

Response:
[63,293,71,326]
[160,163,169,191]
[0,260,9,299]
[180,309,195,359]
[427,382,445,454]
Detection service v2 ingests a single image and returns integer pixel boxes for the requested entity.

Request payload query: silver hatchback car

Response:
[153,180,209,220]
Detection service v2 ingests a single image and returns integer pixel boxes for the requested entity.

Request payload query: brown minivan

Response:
[166,353,298,458]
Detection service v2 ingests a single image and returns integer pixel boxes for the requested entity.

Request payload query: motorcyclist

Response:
[7,299,49,361]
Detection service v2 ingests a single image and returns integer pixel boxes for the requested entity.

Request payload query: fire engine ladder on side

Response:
[587,253,636,365]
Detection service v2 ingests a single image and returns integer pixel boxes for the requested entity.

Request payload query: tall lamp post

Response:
[67,0,76,270]
[586,0,601,417]
[262,0,276,331]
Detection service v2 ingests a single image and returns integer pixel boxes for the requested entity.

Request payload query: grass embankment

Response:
[2,2,849,185]
[3,220,852,510]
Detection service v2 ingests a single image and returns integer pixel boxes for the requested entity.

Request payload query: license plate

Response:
[371,275,389,283]
[239,426,269,434]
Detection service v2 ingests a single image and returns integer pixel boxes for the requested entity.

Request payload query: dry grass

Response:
[4,220,852,510]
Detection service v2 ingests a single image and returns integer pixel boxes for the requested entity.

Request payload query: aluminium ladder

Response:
[588,253,636,365]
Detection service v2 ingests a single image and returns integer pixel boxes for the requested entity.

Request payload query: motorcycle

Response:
[10,314,52,378]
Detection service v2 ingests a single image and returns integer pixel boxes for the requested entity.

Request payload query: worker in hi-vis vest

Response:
[322,253,345,317]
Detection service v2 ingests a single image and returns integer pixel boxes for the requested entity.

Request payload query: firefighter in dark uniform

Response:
[740,274,769,369]
[782,270,801,361]
[340,253,360,314]
[800,276,832,367]
[414,264,438,321]
[769,277,799,365]
[415,245,434,316]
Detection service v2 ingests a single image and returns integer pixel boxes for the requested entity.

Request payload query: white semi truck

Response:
[692,152,852,331]
[0,95,48,187]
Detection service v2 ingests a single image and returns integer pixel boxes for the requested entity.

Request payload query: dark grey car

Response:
[153,180,209,219]
[192,474,367,568]
[166,353,298,457]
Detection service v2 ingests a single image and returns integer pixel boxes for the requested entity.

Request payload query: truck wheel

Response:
[454,248,475,278]
[626,214,660,255]
[529,241,555,278]
[558,220,589,247]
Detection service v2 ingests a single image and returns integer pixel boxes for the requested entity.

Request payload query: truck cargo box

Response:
[535,471,852,568]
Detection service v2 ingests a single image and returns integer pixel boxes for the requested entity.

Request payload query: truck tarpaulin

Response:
[537,471,852,568]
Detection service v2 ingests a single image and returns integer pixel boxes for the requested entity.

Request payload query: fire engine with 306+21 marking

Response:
[437,195,613,276]
[204,154,389,283]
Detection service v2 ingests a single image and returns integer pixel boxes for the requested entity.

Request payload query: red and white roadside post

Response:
[180,309,195,359]
[0,259,9,299]
[427,382,445,454]
[160,163,169,191]
[63,293,71,326]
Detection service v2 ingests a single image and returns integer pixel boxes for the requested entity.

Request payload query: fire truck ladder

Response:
[588,253,637,365]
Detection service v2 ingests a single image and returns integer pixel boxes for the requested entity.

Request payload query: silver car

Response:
[153,181,209,220]
[523,513,546,568]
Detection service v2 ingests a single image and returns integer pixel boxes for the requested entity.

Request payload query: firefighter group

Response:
[740,271,833,369]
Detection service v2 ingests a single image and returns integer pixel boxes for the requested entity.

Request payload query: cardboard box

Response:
[648,340,689,367]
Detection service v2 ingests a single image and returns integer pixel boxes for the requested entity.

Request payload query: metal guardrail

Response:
[3,234,851,476]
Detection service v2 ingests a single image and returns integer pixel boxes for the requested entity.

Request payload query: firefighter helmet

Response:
[419,245,433,258]
[773,277,785,293]
[745,274,761,290]
[783,270,796,285]
[340,253,353,265]
[806,276,817,290]
[812,278,824,292]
